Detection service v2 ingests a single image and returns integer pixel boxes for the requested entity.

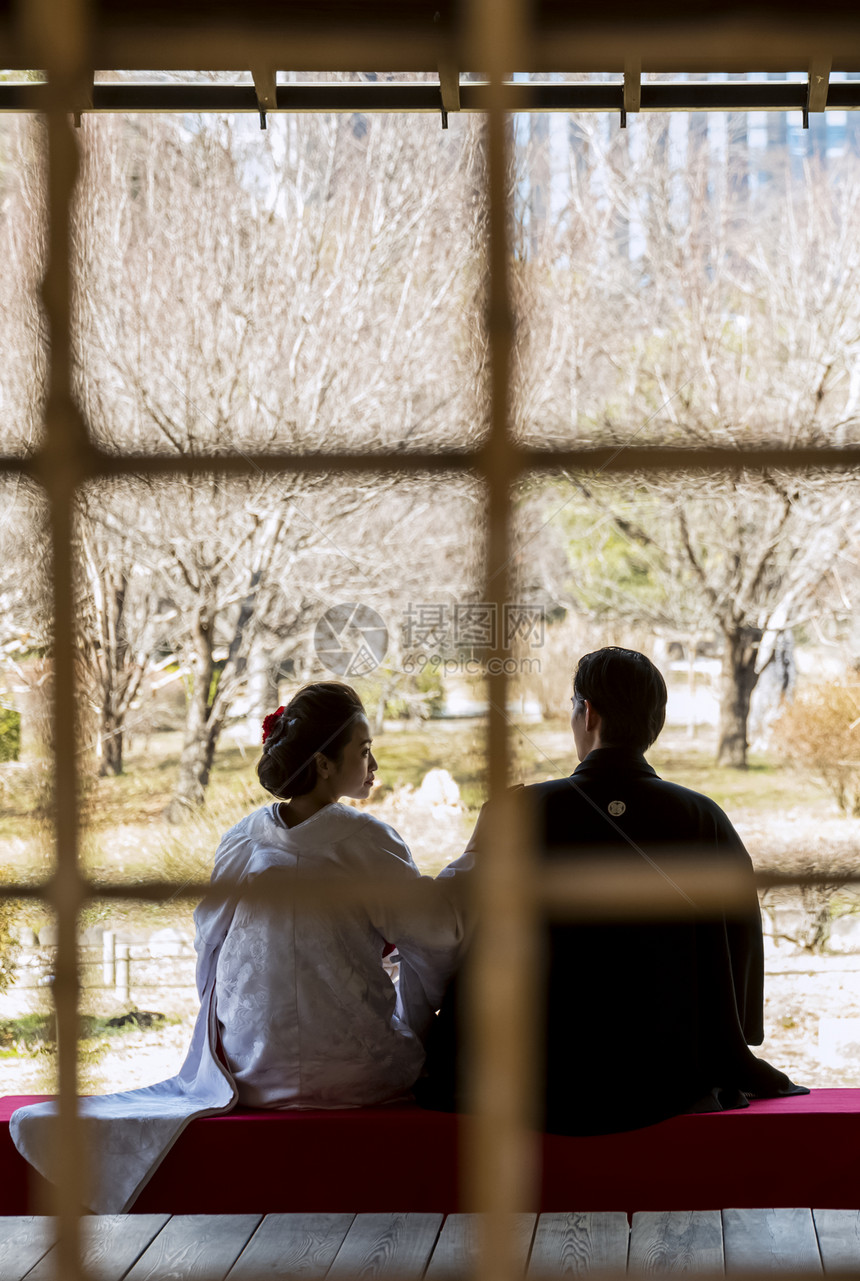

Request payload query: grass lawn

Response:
[0,716,857,1094]
[0,715,840,881]
[648,736,827,814]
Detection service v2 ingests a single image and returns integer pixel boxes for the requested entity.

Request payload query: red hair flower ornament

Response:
[262,706,285,745]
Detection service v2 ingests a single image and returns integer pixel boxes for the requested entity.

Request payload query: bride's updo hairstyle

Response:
[257,682,366,799]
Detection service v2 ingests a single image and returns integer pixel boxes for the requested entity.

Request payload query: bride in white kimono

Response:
[12,682,465,1212]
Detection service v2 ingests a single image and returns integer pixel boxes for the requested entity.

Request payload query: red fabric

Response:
[3,1091,860,1215]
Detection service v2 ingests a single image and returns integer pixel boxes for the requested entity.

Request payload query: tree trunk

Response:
[167,610,220,823]
[166,551,274,821]
[167,719,219,822]
[99,721,124,776]
[716,627,762,768]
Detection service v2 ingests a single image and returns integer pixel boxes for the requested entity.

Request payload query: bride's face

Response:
[319,716,377,800]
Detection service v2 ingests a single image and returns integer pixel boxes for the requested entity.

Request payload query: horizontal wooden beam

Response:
[6,442,860,485]
[0,78,856,114]
[3,2,860,75]
[0,864,857,911]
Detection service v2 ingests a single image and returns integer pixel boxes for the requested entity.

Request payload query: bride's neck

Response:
[280,788,336,828]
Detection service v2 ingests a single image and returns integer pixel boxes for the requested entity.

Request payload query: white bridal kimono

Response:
[11,803,463,1213]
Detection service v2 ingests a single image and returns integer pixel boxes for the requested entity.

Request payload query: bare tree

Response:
[550,470,860,764]
[515,117,860,765]
[75,484,170,774]
[65,104,485,816]
[0,115,47,461]
[0,119,52,763]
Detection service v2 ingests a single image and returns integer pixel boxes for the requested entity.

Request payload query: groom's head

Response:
[573,648,667,751]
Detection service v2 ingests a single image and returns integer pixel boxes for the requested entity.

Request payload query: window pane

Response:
[73,110,487,456]
[0,116,47,458]
[75,472,482,1088]
[514,468,860,1090]
[0,478,54,1094]
[513,110,860,449]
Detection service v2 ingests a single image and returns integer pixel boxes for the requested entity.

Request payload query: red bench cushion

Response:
[3,1090,859,1214]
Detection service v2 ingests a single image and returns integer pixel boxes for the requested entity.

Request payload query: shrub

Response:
[773,679,860,815]
[0,882,20,996]
[0,706,21,763]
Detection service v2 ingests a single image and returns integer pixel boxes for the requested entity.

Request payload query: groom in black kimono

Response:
[416,646,807,1134]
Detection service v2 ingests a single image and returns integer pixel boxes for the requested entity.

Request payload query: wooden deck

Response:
[2,1209,859,1280]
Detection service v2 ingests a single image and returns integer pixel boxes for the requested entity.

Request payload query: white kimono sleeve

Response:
[356,818,466,1043]
[10,823,267,1214]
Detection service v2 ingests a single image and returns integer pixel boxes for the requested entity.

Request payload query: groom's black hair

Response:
[573,647,667,751]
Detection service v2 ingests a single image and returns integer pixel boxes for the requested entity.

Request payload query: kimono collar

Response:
[571,745,658,780]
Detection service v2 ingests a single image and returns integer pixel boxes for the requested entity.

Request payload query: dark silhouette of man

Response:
[416,646,807,1134]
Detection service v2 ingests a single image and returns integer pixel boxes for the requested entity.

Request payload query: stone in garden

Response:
[417,768,460,809]
[38,923,58,947]
[826,915,860,954]
[12,926,37,949]
[819,1017,860,1067]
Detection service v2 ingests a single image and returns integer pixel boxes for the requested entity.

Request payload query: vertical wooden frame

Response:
[464,2,542,1280]
[19,2,92,1278]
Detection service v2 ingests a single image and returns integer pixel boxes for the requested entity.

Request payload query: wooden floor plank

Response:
[528,1212,628,1276]
[629,1211,723,1274]
[0,1216,55,1281]
[723,1208,822,1273]
[227,1214,355,1279]
[124,1213,262,1281]
[23,1214,170,1281]
[425,1214,536,1280]
[813,1210,860,1272]
[327,1213,443,1280]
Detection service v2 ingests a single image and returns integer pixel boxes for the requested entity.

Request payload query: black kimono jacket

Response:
[417,746,802,1135]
